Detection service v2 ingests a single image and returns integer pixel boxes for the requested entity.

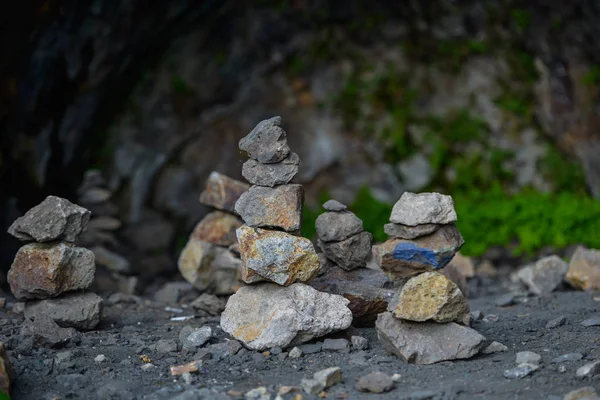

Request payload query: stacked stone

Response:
[221,117,353,351]
[373,192,486,365]
[7,196,102,332]
[178,171,248,295]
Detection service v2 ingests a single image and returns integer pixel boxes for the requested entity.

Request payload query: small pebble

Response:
[391,373,402,382]
[351,336,368,351]
[495,293,515,307]
[245,386,269,400]
[516,351,541,366]
[322,338,350,353]
[558,365,567,373]
[551,353,583,363]
[288,347,302,358]
[141,363,155,371]
[503,364,536,379]
[483,314,499,323]
[94,354,107,363]
[181,372,194,384]
[298,343,322,354]
[355,371,395,393]
[563,387,599,400]
[482,341,508,355]
[581,316,600,327]
[576,361,600,378]
[545,316,566,329]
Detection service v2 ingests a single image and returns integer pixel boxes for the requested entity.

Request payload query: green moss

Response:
[540,145,588,193]
[581,65,600,86]
[511,9,531,32]
[349,186,392,243]
[170,74,193,95]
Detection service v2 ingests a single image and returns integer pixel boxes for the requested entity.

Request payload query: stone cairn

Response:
[220,116,353,351]
[372,192,486,364]
[7,196,103,335]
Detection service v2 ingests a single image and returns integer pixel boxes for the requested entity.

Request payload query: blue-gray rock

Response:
[242,152,299,187]
[546,316,567,329]
[322,338,350,353]
[581,316,600,327]
[238,116,290,164]
[495,293,515,307]
[503,364,536,379]
[552,353,583,363]
[390,192,457,226]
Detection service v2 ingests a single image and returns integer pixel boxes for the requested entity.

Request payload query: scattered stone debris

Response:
[301,367,342,395]
[355,371,395,393]
[516,255,568,295]
[0,342,13,396]
[199,171,250,214]
[94,354,107,363]
[20,315,80,348]
[566,246,600,291]
[482,341,508,354]
[245,386,270,400]
[503,364,537,379]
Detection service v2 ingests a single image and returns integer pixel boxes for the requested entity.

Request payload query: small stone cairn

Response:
[220,116,353,350]
[373,192,486,364]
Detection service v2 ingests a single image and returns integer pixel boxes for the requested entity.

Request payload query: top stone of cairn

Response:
[390,192,457,226]
[322,200,347,212]
[238,116,291,164]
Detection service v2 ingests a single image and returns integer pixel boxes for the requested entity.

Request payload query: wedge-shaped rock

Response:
[235,185,303,232]
[24,291,103,330]
[221,283,353,350]
[517,255,568,295]
[242,152,299,187]
[316,211,364,242]
[565,246,600,291]
[318,231,372,271]
[0,342,12,396]
[8,242,95,300]
[199,172,249,214]
[237,225,319,286]
[374,224,464,280]
[376,312,484,365]
[190,211,243,247]
[390,272,469,323]
[8,196,90,243]
[384,223,440,240]
[238,116,290,164]
[390,192,457,226]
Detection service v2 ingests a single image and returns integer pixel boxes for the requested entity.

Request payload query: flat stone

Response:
[376,312,484,365]
[323,200,347,211]
[300,378,324,396]
[20,314,80,348]
[504,364,537,379]
[581,316,600,327]
[563,387,599,400]
[552,353,583,363]
[482,341,508,354]
[8,196,91,243]
[190,211,243,247]
[242,152,299,187]
[316,211,364,242]
[91,246,131,274]
[8,242,95,300]
[318,232,372,271]
[301,367,342,394]
[298,343,322,354]
[546,316,567,329]
[384,223,440,240]
[220,283,352,351]
[390,192,457,226]
[322,338,350,353]
[238,116,290,164]
[355,371,395,393]
[390,272,470,324]
[24,291,103,330]
[374,224,464,280]
[516,351,541,366]
[236,226,319,286]
[235,185,303,232]
[181,327,212,351]
[517,255,568,295]
[576,361,600,378]
[566,246,600,291]
[190,294,226,316]
[156,339,178,354]
[0,342,12,396]
[199,172,249,214]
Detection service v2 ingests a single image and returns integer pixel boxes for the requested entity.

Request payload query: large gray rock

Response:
[8,196,91,243]
[235,185,303,232]
[318,231,372,271]
[220,283,353,350]
[315,211,364,243]
[390,192,457,226]
[516,255,568,295]
[242,152,299,187]
[376,312,484,364]
[384,223,440,240]
[24,291,103,330]
[238,116,291,164]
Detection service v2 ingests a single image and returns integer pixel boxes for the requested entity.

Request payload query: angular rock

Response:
[384,223,440,240]
[516,255,568,295]
[190,294,226,316]
[24,291,103,330]
[8,242,95,300]
[318,232,372,271]
[546,316,567,329]
[91,246,131,274]
[482,341,508,354]
[302,367,342,395]
[242,152,299,187]
[516,351,541,367]
[236,226,319,286]
[376,312,484,365]
[0,342,12,396]
[355,372,395,393]
[351,336,369,351]
[563,387,599,400]
[315,211,364,242]
[190,211,243,247]
[154,282,194,305]
[181,327,212,351]
[374,224,464,280]
[220,283,353,351]
[390,192,457,226]
[20,314,80,348]
[238,116,290,164]
[235,185,303,232]
[199,172,250,214]
[8,196,91,243]
[566,246,600,291]
[504,364,537,379]
[390,272,470,323]
[323,200,347,212]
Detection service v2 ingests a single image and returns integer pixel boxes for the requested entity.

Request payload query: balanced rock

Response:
[389,272,470,323]
[8,242,95,300]
[242,152,299,187]
[220,283,353,350]
[390,192,457,226]
[516,255,568,295]
[8,196,90,243]
[316,210,364,243]
[238,116,290,164]
[235,185,303,232]
[190,211,243,247]
[323,200,347,212]
[0,342,12,396]
[374,224,464,280]
[318,231,373,271]
[376,312,484,365]
[566,246,600,291]
[236,225,319,286]
[199,172,250,214]
[24,291,103,330]
[384,223,440,240]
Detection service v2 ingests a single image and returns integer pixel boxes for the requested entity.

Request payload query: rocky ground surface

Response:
[1,281,599,400]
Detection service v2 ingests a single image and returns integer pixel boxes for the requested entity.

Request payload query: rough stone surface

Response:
[376,312,484,364]
[181,327,212,351]
[0,342,12,396]
[301,367,342,394]
[566,246,600,291]
[199,172,250,214]
[390,272,470,323]
[576,361,600,378]
[449,252,475,279]
[546,316,567,329]
[351,336,369,351]
[355,372,395,393]
[24,291,103,330]
[190,211,243,247]
[563,387,599,400]
[8,196,91,243]
[220,283,353,351]
[322,338,350,353]
[482,341,508,354]
[20,314,80,348]
[374,224,464,280]
[516,351,541,366]
[315,211,364,242]
[238,116,290,164]
[517,255,569,295]
[235,185,303,232]
[242,152,299,187]
[318,231,372,271]
[504,364,537,379]
[236,226,319,286]
[390,192,457,226]
[190,294,226,316]
[384,223,440,240]
[322,200,347,212]
[8,242,95,300]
